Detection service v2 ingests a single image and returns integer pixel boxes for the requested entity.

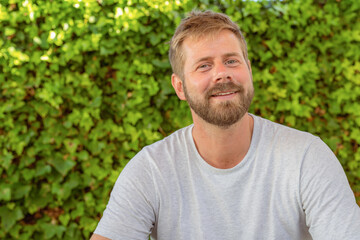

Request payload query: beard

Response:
[183,81,254,128]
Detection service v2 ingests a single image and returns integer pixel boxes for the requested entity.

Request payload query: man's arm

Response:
[91,151,157,239]
[301,138,360,238]
[90,233,111,240]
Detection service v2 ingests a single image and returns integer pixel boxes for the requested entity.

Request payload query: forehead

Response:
[182,30,244,63]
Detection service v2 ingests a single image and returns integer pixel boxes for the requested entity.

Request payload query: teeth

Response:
[214,92,235,96]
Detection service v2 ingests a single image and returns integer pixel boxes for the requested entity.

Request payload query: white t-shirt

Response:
[94,115,360,239]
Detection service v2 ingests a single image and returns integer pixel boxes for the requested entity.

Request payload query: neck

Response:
[192,113,254,169]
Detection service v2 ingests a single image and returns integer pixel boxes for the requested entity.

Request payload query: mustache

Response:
[206,82,244,98]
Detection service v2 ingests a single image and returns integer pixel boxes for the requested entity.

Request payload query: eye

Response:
[197,63,211,71]
[225,59,239,65]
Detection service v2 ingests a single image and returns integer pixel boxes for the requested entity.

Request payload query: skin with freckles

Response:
[171,29,254,169]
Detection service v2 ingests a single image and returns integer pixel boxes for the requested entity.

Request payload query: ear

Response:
[171,73,186,100]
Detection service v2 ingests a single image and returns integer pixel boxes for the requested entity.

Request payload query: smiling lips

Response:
[211,91,238,97]
[207,82,244,99]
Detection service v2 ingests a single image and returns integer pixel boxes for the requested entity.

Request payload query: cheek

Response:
[236,70,252,83]
[187,74,211,93]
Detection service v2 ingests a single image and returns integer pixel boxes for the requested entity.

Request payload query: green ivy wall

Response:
[1,0,359,239]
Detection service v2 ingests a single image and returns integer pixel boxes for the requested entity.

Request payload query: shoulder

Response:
[122,124,193,173]
[112,124,194,206]
[106,126,195,216]
[139,124,193,157]
[250,115,337,179]
[252,115,343,179]
[253,115,319,151]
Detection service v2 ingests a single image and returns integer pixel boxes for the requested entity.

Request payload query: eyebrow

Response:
[223,52,243,58]
[193,52,243,65]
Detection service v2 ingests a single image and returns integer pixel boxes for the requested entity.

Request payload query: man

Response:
[91,10,360,240]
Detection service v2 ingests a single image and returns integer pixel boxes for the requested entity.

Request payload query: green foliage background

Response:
[1,0,359,238]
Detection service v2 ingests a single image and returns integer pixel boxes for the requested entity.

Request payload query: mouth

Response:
[211,91,238,97]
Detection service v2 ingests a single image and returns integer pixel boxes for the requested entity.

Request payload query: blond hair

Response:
[169,10,248,80]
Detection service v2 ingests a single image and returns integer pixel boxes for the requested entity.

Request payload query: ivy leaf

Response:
[0,206,24,232]
[12,184,31,200]
[40,223,66,239]
[0,186,11,201]
[49,156,76,176]
[0,151,13,170]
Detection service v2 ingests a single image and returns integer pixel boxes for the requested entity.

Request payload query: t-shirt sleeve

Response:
[300,138,360,239]
[93,151,157,240]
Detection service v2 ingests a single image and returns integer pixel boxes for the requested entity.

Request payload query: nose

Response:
[214,63,231,82]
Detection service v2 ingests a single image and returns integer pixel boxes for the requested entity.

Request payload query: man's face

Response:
[179,30,254,128]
